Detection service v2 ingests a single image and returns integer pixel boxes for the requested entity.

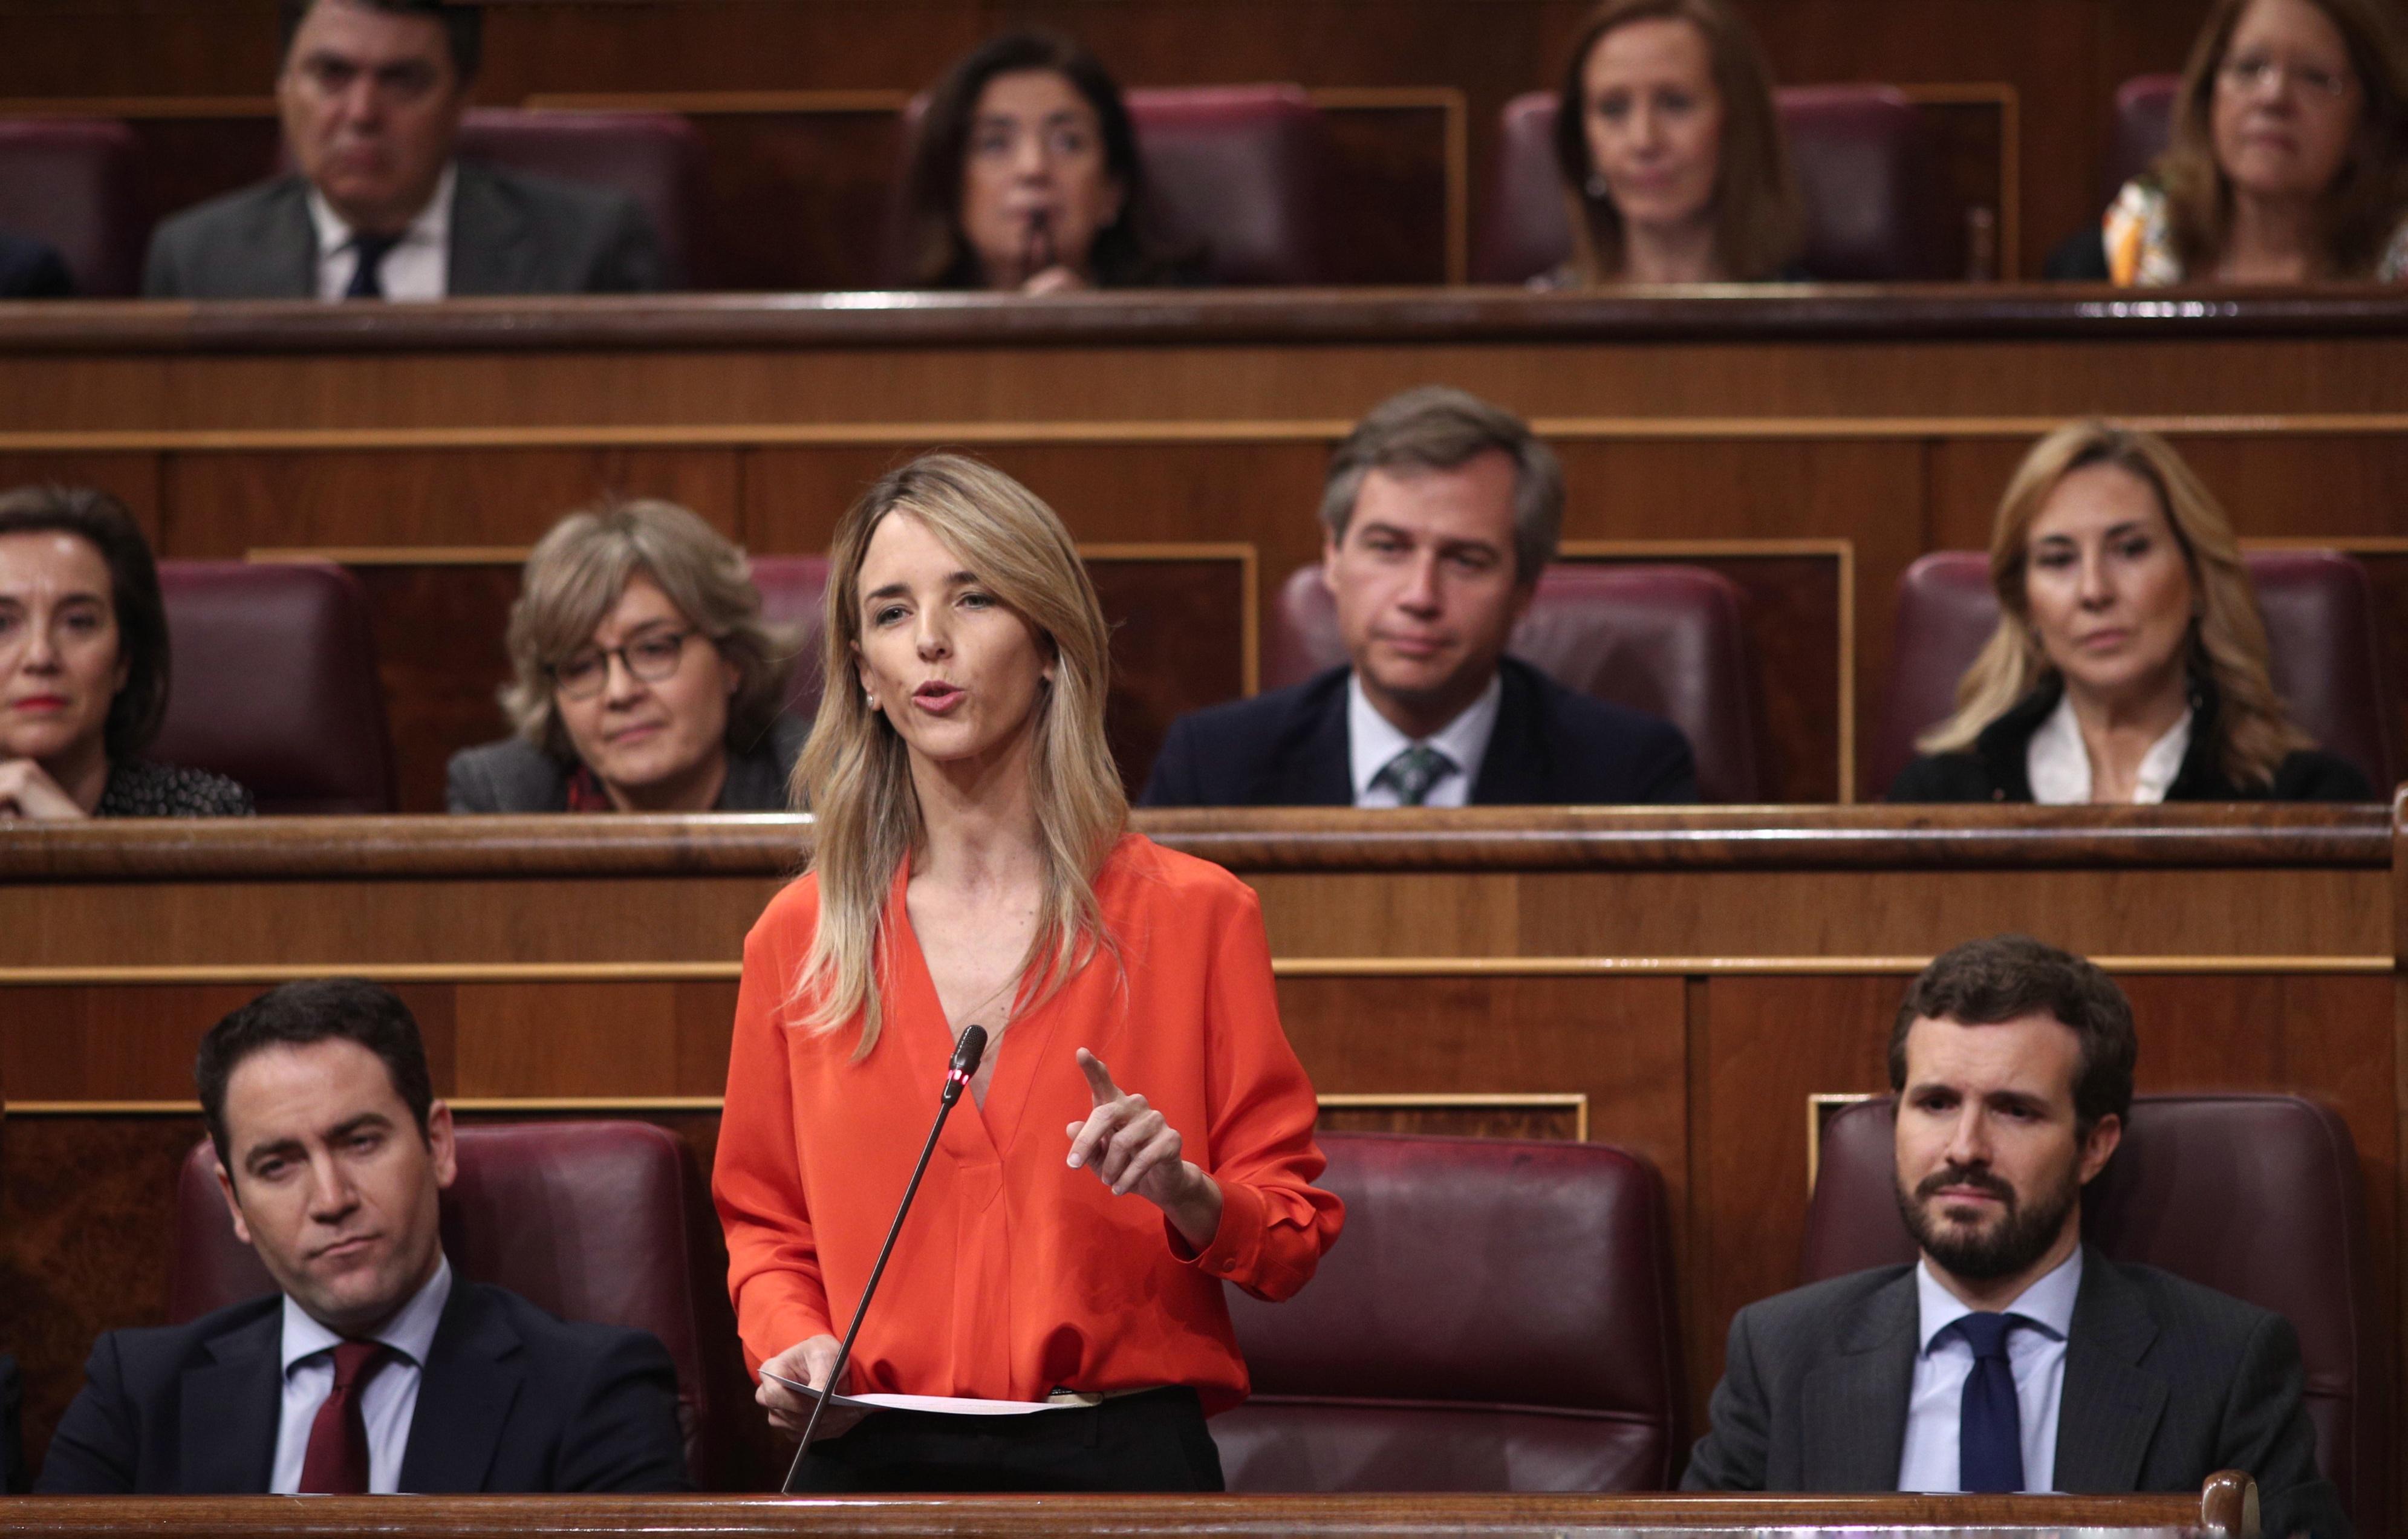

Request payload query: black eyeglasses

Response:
[550,628,696,700]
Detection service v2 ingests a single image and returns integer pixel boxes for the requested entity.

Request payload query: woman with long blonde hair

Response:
[712,454,1341,1491]
[1890,421,2370,802]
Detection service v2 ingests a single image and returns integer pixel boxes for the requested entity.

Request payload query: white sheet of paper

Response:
[761,1368,1090,1416]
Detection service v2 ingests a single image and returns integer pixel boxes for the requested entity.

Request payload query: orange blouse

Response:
[712,833,1343,1414]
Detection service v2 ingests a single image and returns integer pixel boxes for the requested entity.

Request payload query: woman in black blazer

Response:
[1889,420,2371,804]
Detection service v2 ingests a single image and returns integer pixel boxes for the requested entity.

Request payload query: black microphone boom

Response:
[783,1022,989,1489]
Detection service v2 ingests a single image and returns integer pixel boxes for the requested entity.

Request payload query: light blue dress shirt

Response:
[272,1253,452,1494]
[1346,670,1503,807]
[1896,1248,2082,1494]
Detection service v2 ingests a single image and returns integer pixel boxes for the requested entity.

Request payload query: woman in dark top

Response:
[0,484,252,819]
[1890,421,2371,804]
[447,498,804,813]
[894,30,1201,292]
[1546,0,1805,286]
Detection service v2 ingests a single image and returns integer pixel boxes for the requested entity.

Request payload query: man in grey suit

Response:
[1683,935,2348,1539]
[143,0,660,299]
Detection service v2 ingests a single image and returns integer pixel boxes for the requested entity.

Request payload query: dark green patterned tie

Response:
[1372,744,1454,806]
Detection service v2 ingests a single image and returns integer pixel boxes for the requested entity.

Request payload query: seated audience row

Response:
[10,0,2400,301]
[23,936,2348,1528]
[0,401,2379,822]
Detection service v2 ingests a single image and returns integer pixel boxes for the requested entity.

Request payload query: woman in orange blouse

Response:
[712,452,1343,1492]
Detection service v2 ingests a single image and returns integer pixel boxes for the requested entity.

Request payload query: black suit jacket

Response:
[1681,1248,2350,1539]
[142,160,663,299]
[0,232,73,298]
[35,1280,690,1494]
[1139,657,1697,806]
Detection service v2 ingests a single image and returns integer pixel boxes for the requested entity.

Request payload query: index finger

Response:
[1076,1047,1119,1105]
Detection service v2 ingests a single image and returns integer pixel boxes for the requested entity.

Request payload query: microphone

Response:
[783,1022,989,1489]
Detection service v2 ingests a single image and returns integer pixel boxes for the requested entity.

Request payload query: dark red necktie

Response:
[298,1339,393,1494]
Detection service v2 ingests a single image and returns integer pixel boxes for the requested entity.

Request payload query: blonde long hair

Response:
[1918,420,2313,790]
[790,454,1127,1056]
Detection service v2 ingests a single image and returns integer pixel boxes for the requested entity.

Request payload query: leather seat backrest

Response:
[456,108,705,288]
[1803,1095,2388,1534]
[1472,86,1945,284]
[155,561,397,814]
[1870,548,2397,797]
[1264,562,1768,801]
[2103,75,2181,209]
[747,554,831,723]
[171,1121,749,1489]
[1215,1131,1682,1492]
[0,117,146,296]
[885,85,1336,285]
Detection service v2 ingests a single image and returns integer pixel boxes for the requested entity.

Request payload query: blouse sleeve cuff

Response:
[1171,1175,1266,1280]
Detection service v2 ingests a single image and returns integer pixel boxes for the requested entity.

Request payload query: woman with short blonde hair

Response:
[713,453,1341,1492]
[447,498,802,812]
[1891,421,2370,802]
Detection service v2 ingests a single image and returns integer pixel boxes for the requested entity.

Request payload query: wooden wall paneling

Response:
[0,452,164,543]
[1899,88,2013,281]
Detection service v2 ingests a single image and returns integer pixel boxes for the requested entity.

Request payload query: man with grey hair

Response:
[1142,385,1694,807]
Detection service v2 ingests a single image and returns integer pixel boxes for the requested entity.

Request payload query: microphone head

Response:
[950,1024,989,1078]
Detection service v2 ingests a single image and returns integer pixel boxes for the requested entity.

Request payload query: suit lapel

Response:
[446,162,535,296]
[1469,659,1549,804]
[180,1306,284,1493]
[1260,669,1354,806]
[1802,1270,1919,1490]
[2052,1251,2168,1492]
[261,178,319,299]
[398,1282,525,1494]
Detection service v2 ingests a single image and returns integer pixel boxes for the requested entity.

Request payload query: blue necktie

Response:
[1371,743,1454,806]
[345,232,402,300]
[1954,1312,2027,1492]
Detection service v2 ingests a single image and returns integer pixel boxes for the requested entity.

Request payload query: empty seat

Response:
[1803,1094,2388,1534]
[1263,562,1769,802]
[1472,86,1946,284]
[1215,1131,1682,1491]
[1870,548,2397,796]
[457,109,706,288]
[887,85,1336,286]
[172,1121,753,1489]
[0,117,146,296]
[155,561,396,815]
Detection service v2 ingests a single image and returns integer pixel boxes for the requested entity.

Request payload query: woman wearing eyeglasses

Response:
[2066,0,2408,283]
[446,499,804,813]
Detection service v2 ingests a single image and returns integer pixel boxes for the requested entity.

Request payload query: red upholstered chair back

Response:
[2104,76,2181,209]
[171,1121,752,1489]
[1472,87,1946,284]
[1802,1095,2388,1534]
[455,109,705,287]
[747,554,831,723]
[1869,549,2397,798]
[887,85,1335,285]
[1214,1132,1682,1491]
[0,117,146,296]
[155,561,397,814]
[1263,562,1768,801]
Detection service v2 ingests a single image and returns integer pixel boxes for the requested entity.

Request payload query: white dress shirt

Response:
[1896,1248,2083,1494]
[2026,694,2192,805]
[307,165,455,302]
[1347,670,1503,808]
[272,1253,452,1494]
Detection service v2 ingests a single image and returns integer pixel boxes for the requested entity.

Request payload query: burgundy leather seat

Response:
[1472,86,1945,284]
[747,554,830,722]
[0,117,145,296]
[1215,1131,1682,1491]
[1802,1094,2387,1534]
[1264,562,1768,802]
[887,85,1336,285]
[155,561,397,815]
[171,1121,751,1489]
[456,109,705,288]
[1870,549,2397,796]
[2103,75,2181,206]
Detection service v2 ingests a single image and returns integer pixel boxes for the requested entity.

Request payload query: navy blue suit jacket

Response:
[36,1280,690,1494]
[1141,656,1697,806]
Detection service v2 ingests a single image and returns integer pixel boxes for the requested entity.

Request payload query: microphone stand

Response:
[784,1023,988,1491]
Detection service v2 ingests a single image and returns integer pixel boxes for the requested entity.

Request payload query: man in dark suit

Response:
[1682,935,2348,1539]
[1141,386,1694,806]
[36,980,688,1494]
[142,0,660,299]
